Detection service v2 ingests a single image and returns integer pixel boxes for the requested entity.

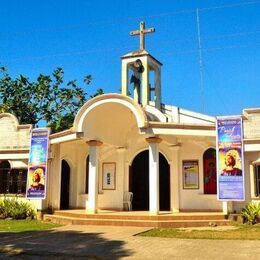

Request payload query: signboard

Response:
[182,160,199,189]
[102,163,116,190]
[26,128,50,199]
[216,117,245,201]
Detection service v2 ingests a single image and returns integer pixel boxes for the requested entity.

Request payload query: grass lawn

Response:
[0,219,61,232]
[139,224,260,240]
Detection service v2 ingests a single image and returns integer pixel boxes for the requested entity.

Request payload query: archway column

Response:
[146,136,162,215]
[170,145,181,212]
[116,147,126,210]
[86,140,102,214]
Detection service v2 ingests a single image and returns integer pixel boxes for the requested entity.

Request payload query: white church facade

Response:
[0,23,260,215]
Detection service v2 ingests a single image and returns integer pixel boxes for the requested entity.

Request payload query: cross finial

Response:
[130,21,155,51]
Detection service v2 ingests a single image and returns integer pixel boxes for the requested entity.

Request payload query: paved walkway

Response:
[0,225,260,259]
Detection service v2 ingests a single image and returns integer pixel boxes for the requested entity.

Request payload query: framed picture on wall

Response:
[182,160,199,189]
[102,162,116,190]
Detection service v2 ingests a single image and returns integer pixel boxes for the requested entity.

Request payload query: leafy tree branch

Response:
[0,67,104,132]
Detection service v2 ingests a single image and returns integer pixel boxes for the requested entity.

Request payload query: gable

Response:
[0,113,32,150]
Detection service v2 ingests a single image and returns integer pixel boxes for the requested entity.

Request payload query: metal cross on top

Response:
[130,21,155,51]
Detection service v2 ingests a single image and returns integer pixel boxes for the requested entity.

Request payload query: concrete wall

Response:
[244,113,260,139]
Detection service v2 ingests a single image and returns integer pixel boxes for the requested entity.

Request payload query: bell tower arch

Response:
[121,22,162,110]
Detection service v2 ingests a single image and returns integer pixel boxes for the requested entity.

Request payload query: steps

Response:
[43,210,231,228]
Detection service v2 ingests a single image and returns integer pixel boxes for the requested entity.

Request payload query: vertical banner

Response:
[26,128,50,199]
[216,117,245,201]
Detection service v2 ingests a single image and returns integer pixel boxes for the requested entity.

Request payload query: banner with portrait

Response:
[26,128,50,199]
[216,117,245,201]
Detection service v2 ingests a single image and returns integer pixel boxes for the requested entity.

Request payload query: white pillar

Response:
[146,137,162,215]
[222,201,233,214]
[86,140,102,214]
[142,57,149,106]
[170,145,181,212]
[121,61,128,96]
[116,147,126,210]
[52,144,61,210]
[222,201,228,214]
[249,163,255,198]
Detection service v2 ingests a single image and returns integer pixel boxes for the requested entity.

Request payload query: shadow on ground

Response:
[0,229,133,259]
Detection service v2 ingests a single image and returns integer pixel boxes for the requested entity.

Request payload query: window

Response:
[85,156,89,194]
[0,161,27,194]
[203,148,217,194]
[254,164,260,197]
[0,161,10,193]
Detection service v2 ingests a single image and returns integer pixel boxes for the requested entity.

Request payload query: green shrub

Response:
[0,198,36,220]
[1,198,14,218]
[241,202,260,225]
[0,199,4,216]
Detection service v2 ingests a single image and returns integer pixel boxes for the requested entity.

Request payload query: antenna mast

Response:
[196,8,205,113]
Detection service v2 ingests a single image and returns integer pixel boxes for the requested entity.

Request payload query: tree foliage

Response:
[0,67,104,132]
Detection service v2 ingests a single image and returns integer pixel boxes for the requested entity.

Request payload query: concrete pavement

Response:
[0,225,260,259]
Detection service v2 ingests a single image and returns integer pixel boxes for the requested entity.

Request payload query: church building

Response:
[0,22,260,216]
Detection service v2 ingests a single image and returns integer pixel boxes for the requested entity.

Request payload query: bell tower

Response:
[121,22,162,110]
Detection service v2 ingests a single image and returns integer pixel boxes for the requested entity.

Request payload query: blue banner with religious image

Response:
[26,128,50,199]
[216,117,245,201]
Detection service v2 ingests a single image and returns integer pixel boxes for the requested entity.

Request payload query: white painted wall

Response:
[177,140,222,211]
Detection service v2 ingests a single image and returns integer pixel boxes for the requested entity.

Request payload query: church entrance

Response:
[60,160,70,210]
[130,150,170,211]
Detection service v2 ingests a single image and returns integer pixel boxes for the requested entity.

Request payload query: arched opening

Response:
[129,150,170,211]
[203,148,217,194]
[159,154,170,211]
[60,160,70,209]
[85,155,89,194]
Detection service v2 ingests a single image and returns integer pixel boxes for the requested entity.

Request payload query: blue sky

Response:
[1,0,260,117]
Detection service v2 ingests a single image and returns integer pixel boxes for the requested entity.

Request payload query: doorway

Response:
[60,160,70,209]
[130,150,170,211]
